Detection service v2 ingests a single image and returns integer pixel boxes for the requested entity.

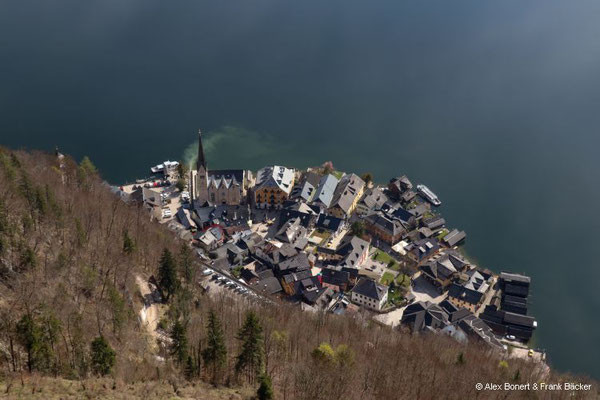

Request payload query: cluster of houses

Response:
[123,130,537,354]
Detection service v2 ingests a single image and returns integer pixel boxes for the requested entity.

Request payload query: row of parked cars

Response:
[212,274,251,294]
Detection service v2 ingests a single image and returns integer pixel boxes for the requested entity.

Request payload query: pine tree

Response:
[158,248,178,301]
[235,311,264,383]
[90,336,116,376]
[15,314,41,373]
[202,310,227,384]
[178,244,194,283]
[184,355,197,380]
[122,230,136,255]
[257,373,274,400]
[79,156,97,174]
[170,320,188,365]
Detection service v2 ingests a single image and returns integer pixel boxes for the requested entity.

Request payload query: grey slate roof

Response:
[365,211,406,237]
[456,314,504,350]
[290,181,316,202]
[500,272,531,285]
[448,283,484,305]
[278,209,317,229]
[303,287,333,307]
[253,276,283,295]
[255,242,298,267]
[443,229,467,247]
[359,187,388,211]
[336,236,369,269]
[503,312,536,328]
[282,269,313,284]
[422,215,446,230]
[277,252,311,274]
[316,214,344,232]
[255,165,295,193]
[312,174,340,208]
[389,175,413,193]
[275,218,307,244]
[329,173,365,214]
[176,208,193,230]
[420,250,468,281]
[207,169,245,189]
[352,277,387,301]
[321,266,351,287]
[401,301,449,331]
[410,238,440,261]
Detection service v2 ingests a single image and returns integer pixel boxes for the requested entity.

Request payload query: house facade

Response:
[328,173,365,218]
[364,211,407,245]
[254,165,295,209]
[350,277,388,311]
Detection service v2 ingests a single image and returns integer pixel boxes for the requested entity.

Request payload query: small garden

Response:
[380,272,395,286]
[372,248,394,264]
[232,265,243,278]
[384,273,411,307]
[436,228,450,241]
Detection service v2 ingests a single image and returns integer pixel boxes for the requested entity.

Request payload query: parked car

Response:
[528,349,534,357]
[505,335,516,341]
[202,268,212,276]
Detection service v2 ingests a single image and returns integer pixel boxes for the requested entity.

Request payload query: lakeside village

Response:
[117,130,543,364]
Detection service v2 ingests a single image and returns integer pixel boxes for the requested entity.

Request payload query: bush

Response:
[90,336,115,376]
[257,373,274,400]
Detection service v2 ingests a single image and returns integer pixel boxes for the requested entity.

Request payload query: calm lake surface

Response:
[1,0,599,379]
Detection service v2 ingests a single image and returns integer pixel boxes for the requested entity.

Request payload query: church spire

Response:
[197,129,207,171]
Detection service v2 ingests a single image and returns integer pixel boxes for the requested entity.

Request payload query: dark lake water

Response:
[1,0,599,379]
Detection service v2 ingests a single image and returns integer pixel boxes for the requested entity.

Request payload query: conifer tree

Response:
[90,336,116,376]
[184,355,197,380]
[202,310,227,384]
[16,314,41,373]
[235,311,264,383]
[178,243,194,283]
[170,319,188,365]
[122,230,136,255]
[158,248,178,301]
[257,373,274,400]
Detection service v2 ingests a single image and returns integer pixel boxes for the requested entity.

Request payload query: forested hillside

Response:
[0,148,596,399]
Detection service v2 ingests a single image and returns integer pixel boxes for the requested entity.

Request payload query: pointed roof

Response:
[197,129,207,171]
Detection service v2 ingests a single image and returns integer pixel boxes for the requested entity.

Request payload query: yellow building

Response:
[254,165,295,209]
[327,173,365,218]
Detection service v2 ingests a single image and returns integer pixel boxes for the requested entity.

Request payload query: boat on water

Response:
[416,184,441,206]
[150,160,179,174]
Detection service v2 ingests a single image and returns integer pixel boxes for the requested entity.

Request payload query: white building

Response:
[350,277,388,311]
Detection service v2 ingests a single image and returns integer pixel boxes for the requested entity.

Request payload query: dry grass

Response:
[0,375,254,400]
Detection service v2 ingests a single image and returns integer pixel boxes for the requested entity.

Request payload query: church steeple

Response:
[197,129,207,171]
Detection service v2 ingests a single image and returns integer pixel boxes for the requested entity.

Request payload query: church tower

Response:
[195,129,209,205]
